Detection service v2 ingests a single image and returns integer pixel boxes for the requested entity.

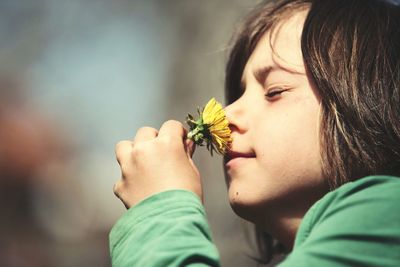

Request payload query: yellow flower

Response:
[186,98,232,155]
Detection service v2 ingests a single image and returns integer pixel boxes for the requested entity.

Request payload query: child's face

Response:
[224,11,329,224]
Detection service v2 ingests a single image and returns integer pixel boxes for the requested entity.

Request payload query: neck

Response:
[258,183,330,250]
[260,215,302,251]
[255,196,318,251]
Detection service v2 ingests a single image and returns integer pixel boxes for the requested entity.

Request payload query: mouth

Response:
[224,150,256,169]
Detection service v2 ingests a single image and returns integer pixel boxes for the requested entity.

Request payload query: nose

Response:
[225,99,248,134]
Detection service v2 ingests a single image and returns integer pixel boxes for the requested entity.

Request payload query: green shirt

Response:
[109,176,400,266]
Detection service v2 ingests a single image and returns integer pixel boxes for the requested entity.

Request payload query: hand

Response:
[113,120,201,209]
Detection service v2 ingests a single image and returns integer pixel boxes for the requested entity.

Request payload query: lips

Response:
[225,150,256,169]
[226,151,256,160]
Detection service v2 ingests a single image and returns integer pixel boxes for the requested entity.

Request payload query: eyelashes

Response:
[264,87,288,100]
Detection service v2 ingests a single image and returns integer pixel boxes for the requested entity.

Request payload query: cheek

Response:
[255,105,322,178]
[227,97,325,220]
[228,122,323,221]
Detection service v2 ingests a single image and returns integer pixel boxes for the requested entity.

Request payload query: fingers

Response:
[115,140,132,165]
[158,120,187,139]
[158,120,194,157]
[113,120,200,209]
[185,138,196,158]
[116,121,192,163]
[113,180,129,209]
[133,126,158,144]
[113,180,123,199]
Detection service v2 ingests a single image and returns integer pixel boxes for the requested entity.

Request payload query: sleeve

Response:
[279,176,400,267]
[109,190,221,267]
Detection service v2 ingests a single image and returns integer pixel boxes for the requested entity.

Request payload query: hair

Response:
[225,0,400,263]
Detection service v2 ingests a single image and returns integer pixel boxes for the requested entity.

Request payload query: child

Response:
[111,0,400,266]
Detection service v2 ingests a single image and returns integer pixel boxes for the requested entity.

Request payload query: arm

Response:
[111,120,221,266]
[279,176,400,267]
[110,190,220,267]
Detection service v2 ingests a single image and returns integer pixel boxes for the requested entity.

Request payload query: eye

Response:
[265,88,287,100]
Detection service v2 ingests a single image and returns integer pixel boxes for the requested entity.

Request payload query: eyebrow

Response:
[240,66,272,91]
[254,66,272,84]
[240,64,304,90]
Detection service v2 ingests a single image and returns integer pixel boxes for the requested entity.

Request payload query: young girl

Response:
[111,0,400,266]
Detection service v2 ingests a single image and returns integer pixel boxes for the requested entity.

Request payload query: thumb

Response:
[184,138,196,158]
[184,138,200,181]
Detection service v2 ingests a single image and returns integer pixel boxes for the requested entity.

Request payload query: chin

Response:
[227,186,263,223]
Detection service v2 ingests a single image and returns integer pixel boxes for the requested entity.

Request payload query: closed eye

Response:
[265,88,287,100]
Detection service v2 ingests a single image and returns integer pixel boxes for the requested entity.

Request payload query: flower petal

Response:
[187,97,232,155]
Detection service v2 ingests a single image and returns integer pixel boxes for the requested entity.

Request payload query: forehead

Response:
[243,10,308,78]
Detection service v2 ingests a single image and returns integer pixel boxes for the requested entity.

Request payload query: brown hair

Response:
[225,0,400,263]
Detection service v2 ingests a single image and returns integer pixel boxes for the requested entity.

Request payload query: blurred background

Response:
[0,0,286,266]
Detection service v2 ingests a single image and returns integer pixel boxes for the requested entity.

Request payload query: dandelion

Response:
[186,98,232,155]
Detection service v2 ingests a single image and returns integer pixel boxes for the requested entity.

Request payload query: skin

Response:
[114,121,200,208]
[224,10,329,249]
[114,9,329,251]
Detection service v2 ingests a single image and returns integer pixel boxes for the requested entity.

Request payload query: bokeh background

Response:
[0,1,286,266]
